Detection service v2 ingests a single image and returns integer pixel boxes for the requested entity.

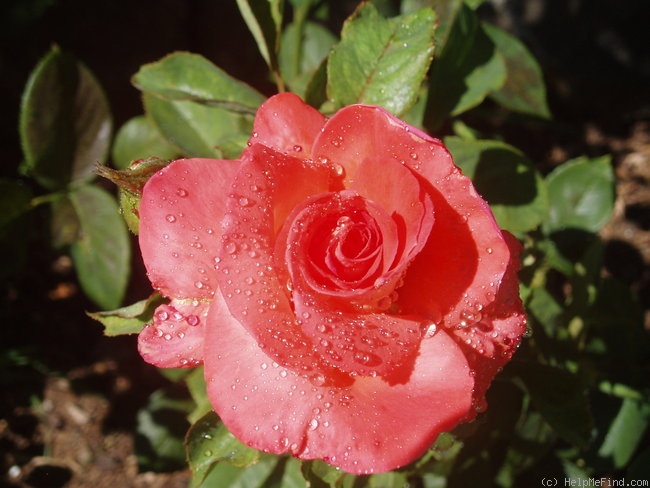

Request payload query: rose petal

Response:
[350,154,434,277]
[250,92,327,158]
[447,232,527,413]
[204,291,474,475]
[216,144,345,378]
[139,158,239,299]
[138,299,208,367]
[313,105,511,328]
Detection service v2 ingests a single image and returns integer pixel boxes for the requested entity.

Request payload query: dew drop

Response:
[186,315,200,326]
[194,281,204,289]
[166,214,177,223]
[204,450,213,457]
[176,188,188,197]
[238,197,252,207]
[156,310,169,321]
[308,419,319,431]
[293,144,303,152]
[224,241,238,254]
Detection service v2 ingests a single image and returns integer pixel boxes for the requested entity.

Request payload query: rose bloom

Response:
[137,93,526,474]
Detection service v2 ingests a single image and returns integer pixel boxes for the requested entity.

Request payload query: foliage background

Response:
[1,0,650,487]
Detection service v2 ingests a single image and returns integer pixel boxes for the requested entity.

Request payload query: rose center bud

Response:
[281,190,402,307]
[310,211,382,288]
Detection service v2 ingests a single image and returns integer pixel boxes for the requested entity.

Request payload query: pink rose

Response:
[137,93,526,474]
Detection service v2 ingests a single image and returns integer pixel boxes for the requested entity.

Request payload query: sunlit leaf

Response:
[187,411,269,487]
[19,46,112,190]
[327,3,436,116]
[87,293,166,336]
[545,155,615,233]
[68,185,130,309]
[198,455,280,488]
[445,137,548,234]
[400,0,463,52]
[132,52,265,114]
[111,116,179,169]
[144,94,249,160]
[483,22,550,118]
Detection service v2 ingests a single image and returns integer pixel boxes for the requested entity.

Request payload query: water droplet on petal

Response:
[177,188,188,197]
[293,145,303,152]
[308,419,319,431]
[224,241,237,254]
[186,315,200,326]
[166,214,176,223]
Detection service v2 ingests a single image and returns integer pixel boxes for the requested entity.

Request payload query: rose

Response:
[137,93,526,474]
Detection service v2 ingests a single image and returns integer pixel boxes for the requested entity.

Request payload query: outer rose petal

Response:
[312,105,511,329]
[138,299,209,368]
[251,92,327,158]
[204,291,474,475]
[139,158,239,299]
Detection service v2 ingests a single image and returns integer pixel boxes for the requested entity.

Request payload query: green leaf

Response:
[144,93,249,160]
[516,362,593,448]
[111,116,179,169]
[545,155,615,233]
[598,398,650,469]
[483,22,550,118]
[425,5,506,128]
[199,455,280,488]
[187,411,265,487]
[19,46,112,190]
[87,293,166,336]
[327,3,436,116]
[132,52,266,114]
[401,0,463,52]
[136,386,194,472]
[68,185,130,309]
[236,0,284,82]
[301,459,348,487]
[185,367,212,424]
[279,21,337,96]
[444,137,548,234]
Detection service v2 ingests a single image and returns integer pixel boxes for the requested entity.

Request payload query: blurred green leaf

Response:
[187,410,266,487]
[185,366,212,424]
[545,155,615,233]
[279,21,337,96]
[111,116,179,169]
[87,293,166,336]
[68,185,130,309]
[598,398,650,469]
[136,386,193,472]
[516,362,593,448]
[425,5,506,128]
[483,22,550,119]
[19,46,112,190]
[445,137,548,234]
[0,180,33,229]
[132,52,265,114]
[327,3,436,116]
[144,93,250,160]
[236,0,284,85]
